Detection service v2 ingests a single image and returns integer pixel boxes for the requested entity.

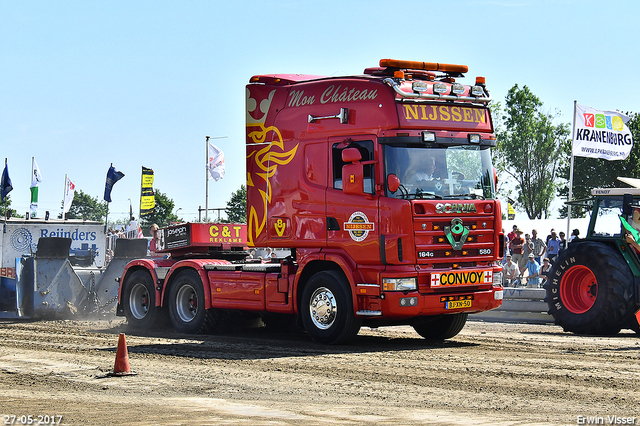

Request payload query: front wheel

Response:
[301,271,361,345]
[412,313,468,340]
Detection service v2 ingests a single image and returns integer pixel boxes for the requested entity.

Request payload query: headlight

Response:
[382,277,417,291]
[492,271,502,286]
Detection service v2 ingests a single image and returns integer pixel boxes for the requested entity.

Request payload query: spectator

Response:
[522,233,534,269]
[569,229,580,243]
[545,228,555,247]
[546,231,561,262]
[502,254,519,287]
[507,225,518,254]
[531,229,546,264]
[501,229,509,262]
[510,229,525,269]
[148,224,159,256]
[558,231,567,252]
[539,257,552,286]
[521,253,541,288]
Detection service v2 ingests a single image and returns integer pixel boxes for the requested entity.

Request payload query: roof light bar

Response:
[380,59,468,74]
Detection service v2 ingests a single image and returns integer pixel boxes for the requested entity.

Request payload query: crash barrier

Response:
[0,237,147,319]
[472,287,554,324]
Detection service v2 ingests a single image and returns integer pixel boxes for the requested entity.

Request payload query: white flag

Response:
[573,104,633,161]
[30,158,43,217]
[207,142,225,181]
[31,158,42,187]
[63,176,76,214]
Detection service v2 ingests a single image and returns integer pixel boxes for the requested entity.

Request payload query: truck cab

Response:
[119,60,504,344]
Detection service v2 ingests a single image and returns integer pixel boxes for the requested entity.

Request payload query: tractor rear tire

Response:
[544,241,635,335]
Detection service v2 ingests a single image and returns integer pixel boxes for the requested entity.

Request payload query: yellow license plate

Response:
[446,300,472,309]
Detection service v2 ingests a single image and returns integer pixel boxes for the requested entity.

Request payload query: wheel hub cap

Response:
[309,287,337,330]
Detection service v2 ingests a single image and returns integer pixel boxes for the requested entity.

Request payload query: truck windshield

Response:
[385,144,495,200]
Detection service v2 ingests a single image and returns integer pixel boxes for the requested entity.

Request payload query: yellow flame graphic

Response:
[247,123,298,246]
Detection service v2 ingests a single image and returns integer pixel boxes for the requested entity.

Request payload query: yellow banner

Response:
[140,166,155,217]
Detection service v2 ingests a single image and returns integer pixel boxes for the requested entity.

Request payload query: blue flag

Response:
[1,161,13,202]
[104,165,125,202]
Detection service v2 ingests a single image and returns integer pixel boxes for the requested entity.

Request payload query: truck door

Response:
[326,136,380,264]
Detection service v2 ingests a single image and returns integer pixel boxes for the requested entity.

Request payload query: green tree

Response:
[224,185,247,223]
[139,188,179,234]
[558,111,640,217]
[0,196,16,218]
[494,84,570,219]
[60,189,107,221]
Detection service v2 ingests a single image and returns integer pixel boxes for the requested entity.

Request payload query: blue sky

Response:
[2,0,639,222]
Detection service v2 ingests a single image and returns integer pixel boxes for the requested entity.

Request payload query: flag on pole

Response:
[139,166,155,217]
[104,164,125,202]
[1,159,13,202]
[63,176,75,214]
[30,158,43,217]
[572,104,633,161]
[207,143,225,181]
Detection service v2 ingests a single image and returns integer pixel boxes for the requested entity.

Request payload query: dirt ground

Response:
[0,316,639,426]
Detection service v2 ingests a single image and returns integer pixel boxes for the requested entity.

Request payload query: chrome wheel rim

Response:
[129,282,149,320]
[309,286,337,330]
[175,284,198,323]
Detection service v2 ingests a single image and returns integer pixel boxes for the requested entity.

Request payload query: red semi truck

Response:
[116,59,505,344]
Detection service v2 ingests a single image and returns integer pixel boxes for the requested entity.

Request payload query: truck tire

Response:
[412,313,468,340]
[168,269,213,334]
[122,270,168,330]
[544,241,635,335]
[301,271,361,345]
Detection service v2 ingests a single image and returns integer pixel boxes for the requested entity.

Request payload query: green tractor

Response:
[545,187,640,335]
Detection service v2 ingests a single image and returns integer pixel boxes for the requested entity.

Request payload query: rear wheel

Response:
[168,269,214,334]
[412,313,468,340]
[301,271,361,345]
[545,241,635,335]
[122,270,168,330]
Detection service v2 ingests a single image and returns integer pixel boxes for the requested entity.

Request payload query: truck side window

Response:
[332,140,375,194]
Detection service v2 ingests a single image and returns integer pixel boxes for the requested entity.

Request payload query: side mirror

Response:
[387,174,400,193]
[342,147,362,163]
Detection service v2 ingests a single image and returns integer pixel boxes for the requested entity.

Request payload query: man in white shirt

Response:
[502,254,520,287]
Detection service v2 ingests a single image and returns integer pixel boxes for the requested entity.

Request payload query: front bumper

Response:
[357,286,503,319]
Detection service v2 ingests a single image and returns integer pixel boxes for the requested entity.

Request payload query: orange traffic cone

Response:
[108,333,137,376]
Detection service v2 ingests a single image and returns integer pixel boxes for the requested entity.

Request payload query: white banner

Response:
[63,176,75,213]
[573,104,633,160]
[207,142,225,181]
